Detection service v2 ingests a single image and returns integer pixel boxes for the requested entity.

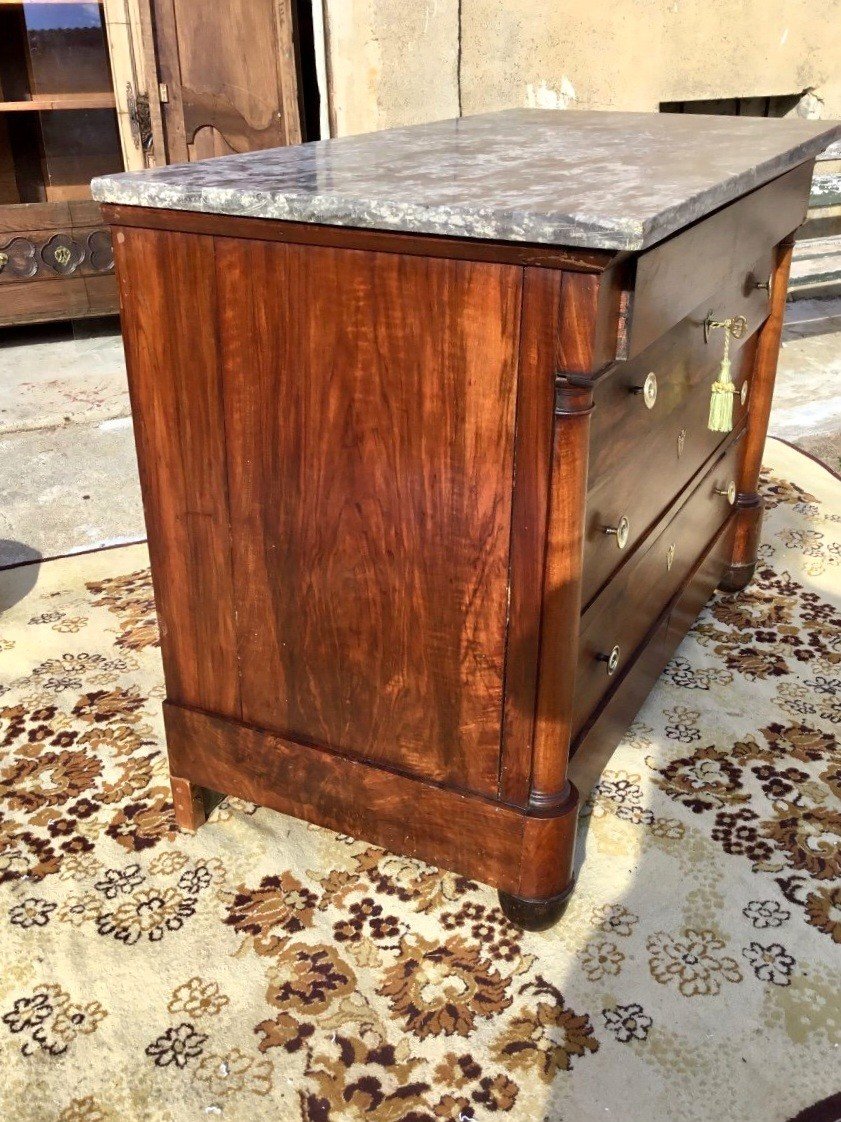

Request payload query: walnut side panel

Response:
[112,226,240,715]
[215,237,522,797]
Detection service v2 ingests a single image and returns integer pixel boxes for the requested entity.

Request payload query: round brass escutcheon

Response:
[715,479,737,505]
[603,515,630,550]
[631,371,658,409]
[740,380,749,406]
[677,428,687,459]
[597,645,621,676]
[666,542,676,571]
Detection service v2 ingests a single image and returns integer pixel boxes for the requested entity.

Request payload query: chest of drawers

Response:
[94,109,840,929]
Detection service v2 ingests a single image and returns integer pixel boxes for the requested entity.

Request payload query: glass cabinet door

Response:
[0,2,123,206]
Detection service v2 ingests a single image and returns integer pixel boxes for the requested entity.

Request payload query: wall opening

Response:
[660,94,805,117]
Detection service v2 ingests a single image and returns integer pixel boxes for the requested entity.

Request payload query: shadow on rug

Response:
[1,438,839,1122]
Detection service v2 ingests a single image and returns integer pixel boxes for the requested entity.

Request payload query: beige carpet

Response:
[1,438,839,1122]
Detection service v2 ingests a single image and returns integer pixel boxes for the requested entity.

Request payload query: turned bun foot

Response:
[718,560,757,593]
[498,881,576,932]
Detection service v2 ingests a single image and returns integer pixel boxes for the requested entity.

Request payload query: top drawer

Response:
[625,161,812,358]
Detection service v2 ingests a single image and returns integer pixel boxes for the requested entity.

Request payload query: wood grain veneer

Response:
[215,237,521,796]
[112,226,241,717]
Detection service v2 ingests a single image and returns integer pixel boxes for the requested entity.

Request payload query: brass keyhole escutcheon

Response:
[715,480,737,505]
[603,515,630,550]
[740,380,749,406]
[597,645,621,676]
[666,542,676,571]
[677,428,687,459]
[631,371,658,409]
[704,313,748,345]
[0,251,8,272]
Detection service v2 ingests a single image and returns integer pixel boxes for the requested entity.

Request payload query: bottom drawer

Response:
[573,430,743,737]
[568,516,735,795]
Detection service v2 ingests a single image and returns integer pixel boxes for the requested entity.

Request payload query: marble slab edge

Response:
[92,126,841,254]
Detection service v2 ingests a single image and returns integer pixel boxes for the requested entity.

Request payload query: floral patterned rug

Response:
[1,438,839,1122]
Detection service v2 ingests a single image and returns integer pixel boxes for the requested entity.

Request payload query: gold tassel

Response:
[708,329,736,433]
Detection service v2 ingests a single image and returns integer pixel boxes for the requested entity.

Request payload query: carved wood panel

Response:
[0,227,114,283]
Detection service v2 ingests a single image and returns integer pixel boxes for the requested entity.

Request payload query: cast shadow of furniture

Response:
[0,543,43,614]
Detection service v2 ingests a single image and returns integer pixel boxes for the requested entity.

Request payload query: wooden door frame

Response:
[148,0,303,164]
[103,0,167,170]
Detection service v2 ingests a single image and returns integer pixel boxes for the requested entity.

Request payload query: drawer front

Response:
[666,518,736,652]
[568,516,735,789]
[573,432,743,738]
[582,269,764,608]
[627,161,812,358]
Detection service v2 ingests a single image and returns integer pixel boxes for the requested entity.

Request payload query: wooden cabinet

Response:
[0,0,126,324]
[0,0,303,327]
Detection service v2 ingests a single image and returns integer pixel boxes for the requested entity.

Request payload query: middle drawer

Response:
[581,266,767,608]
[573,429,744,739]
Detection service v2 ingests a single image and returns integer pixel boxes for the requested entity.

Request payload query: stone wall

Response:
[322,0,841,135]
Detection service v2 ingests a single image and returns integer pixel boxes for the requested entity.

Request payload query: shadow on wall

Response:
[0,543,43,613]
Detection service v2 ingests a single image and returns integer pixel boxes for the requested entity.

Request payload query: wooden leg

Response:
[720,499,763,591]
[170,774,207,832]
[498,880,576,932]
[723,235,794,590]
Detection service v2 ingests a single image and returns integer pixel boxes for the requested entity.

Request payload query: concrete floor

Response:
[772,298,841,472]
[0,300,839,570]
[0,320,142,569]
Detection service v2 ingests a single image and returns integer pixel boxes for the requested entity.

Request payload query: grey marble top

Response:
[92,109,841,252]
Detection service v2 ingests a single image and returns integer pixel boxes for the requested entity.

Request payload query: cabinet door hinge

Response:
[127,84,154,153]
